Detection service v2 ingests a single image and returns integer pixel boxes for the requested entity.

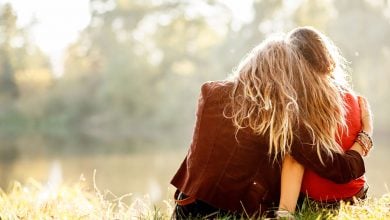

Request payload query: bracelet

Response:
[359,130,373,146]
[358,132,373,150]
[357,136,369,149]
[355,131,374,157]
[355,139,368,156]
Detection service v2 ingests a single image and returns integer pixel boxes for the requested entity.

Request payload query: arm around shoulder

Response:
[290,128,365,184]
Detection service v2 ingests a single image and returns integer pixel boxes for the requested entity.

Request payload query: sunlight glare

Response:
[1,0,91,75]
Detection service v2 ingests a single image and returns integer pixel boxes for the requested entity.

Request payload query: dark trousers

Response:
[172,191,236,219]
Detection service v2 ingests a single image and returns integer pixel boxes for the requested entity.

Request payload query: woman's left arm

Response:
[290,96,373,184]
[290,133,364,184]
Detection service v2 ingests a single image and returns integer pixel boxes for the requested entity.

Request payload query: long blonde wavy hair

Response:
[227,27,349,162]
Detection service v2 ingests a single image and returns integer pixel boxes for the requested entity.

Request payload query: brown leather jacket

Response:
[171,81,365,215]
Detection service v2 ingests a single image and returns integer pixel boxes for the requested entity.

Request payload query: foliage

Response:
[0,0,389,148]
[0,3,52,104]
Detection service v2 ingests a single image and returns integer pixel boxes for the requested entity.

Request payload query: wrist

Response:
[354,131,374,157]
[351,143,365,156]
[354,140,366,156]
[362,128,373,136]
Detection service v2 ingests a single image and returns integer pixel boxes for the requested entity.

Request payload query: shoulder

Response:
[338,86,358,104]
[341,89,359,111]
[201,80,234,96]
[341,89,361,134]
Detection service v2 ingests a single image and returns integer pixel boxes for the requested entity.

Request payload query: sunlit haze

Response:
[0,0,389,217]
[2,0,255,75]
[1,0,90,75]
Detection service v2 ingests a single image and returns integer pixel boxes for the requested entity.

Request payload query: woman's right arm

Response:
[350,96,373,155]
[279,154,304,213]
[290,96,373,184]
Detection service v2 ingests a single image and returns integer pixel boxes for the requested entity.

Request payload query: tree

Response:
[0,4,19,102]
[0,3,53,127]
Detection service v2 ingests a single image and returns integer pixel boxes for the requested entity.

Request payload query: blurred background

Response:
[0,0,389,204]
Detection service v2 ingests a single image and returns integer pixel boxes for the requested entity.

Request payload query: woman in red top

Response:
[278,27,373,216]
[301,92,366,201]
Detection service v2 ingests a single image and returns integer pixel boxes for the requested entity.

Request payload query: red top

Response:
[301,91,366,201]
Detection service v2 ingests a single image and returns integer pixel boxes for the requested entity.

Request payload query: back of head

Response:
[287,26,349,85]
[287,26,336,75]
[286,26,349,161]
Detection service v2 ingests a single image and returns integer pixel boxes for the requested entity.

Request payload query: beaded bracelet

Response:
[355,131,373,156]
[357,136,369,149]
[359,130,373,146]
[358,133,373,150]
[355,138,368,156]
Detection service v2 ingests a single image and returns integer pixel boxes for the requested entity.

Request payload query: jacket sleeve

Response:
[170,81,212,190]
[290,127,365,184]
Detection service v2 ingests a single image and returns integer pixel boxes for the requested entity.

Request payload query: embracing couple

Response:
[170,26,373,219]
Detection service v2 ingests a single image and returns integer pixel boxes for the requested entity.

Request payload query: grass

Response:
[285,194,390,220]
[0,176,174,219]
[0,177,389,220]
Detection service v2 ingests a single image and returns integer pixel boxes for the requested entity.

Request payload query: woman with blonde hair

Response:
[170,32,372,218]
[278,26,373,217]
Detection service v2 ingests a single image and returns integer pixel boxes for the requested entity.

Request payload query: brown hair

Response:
[288,27,335,74]
[286,26,350,162]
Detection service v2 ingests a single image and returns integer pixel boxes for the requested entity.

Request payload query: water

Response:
[0,133,187,204]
